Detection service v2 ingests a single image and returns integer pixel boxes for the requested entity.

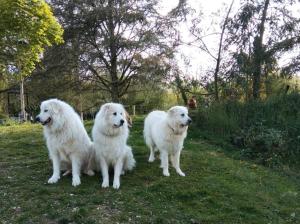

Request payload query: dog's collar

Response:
[100,131,116,137]
[167,124,182,135]
[100,128,120,137]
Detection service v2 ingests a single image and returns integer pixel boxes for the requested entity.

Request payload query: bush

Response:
[197,102,239,136]
[0,118,20,126]
[0,113,8,120]
[196,92,300,168]
[239,122,287,167]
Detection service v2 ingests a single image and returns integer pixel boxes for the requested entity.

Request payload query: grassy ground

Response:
[0,117,299,224]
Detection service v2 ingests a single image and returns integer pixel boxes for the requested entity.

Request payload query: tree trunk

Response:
[110,49,119,102]
[252,0,270,100]
[20,78,26,121]
[253,36,263,99]
[175,75,188,105]
[179,88,188,105]
[110,74,119,102]
[214,0,234,102]
[108,0,120,102]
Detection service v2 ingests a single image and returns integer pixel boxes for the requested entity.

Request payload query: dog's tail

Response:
[123,146,136,171]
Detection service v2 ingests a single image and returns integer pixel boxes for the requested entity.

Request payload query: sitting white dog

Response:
[144,106,192,177]
[92,103,135,189]
[36,99,94,186]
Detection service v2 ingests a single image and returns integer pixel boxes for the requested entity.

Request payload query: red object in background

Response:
[188,97,197,109]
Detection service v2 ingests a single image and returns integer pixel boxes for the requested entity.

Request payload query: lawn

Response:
[0,117,299,223]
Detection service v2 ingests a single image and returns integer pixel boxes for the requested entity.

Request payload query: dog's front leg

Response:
[173,150,185,176]
[160,150,170,176]
[70,154,81,186]
[48,151,61,184]
[113,157,123,189]
[100,157,109,188]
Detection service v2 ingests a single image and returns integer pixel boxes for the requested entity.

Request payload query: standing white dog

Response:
[144,106,192,177]
[92,103,135,189]
[36,99,94,187]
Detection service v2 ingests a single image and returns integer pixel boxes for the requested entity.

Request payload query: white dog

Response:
[92,103,136,189]
[36,99,94,187]
[144,106,192,177]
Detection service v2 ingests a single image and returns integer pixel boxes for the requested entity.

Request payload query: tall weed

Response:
[196,92,300,167]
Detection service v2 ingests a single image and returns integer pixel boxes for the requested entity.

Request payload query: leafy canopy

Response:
[49,0,186,101]
[0,0,63,79]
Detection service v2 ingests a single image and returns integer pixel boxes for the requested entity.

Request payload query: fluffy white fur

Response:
[92,103,135,189]
[37,99,94,187]
[144,106,192,177]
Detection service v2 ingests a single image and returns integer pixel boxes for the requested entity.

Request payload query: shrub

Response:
[196,92,300,168]
[0,113,8,120]
[196,102,239,136]
[239,123,287,167]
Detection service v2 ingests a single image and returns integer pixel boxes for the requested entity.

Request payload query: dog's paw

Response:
[101,181,109,188]
[148,156,155,162]
[163,170,170,177]
[72,176,81,187]
[113,181,120,189]
[177,170,186,177]
[86,170,95,176]
[48,175,60,184]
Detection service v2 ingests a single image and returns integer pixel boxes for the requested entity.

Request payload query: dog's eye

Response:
[120,112,123,115]
[44,109,48,112]
[113,112,117,116]
[181,113,185,117]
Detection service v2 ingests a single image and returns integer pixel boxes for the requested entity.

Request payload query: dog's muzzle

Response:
[181,118,192,127]
[35,116,40,122]
[37,117,52,126]
[113,119,124,128]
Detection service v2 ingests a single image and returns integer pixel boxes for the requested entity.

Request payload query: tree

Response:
[50,0,186,102]
[0,0,64,79]
[228,0,300,99]
[189,0,235,101]
[252,0,269,99]
[0,0,63,120]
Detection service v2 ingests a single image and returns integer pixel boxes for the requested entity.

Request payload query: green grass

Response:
[0,117,299,223]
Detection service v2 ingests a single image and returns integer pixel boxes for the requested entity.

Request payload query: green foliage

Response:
[227,0,300,99]
[196,92,300,168]
[0,118,21,126]
[0,0,63,79]
[240,123,287,167]
[0,112,8,119]
[197,102,239,136]
[0,118,299,223]
[123,88,179,112]
[48,0,186,101]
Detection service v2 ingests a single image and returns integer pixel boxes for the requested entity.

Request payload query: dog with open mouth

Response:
[36,99,95,186]
[92,103,136,189]
[144,106,192,177]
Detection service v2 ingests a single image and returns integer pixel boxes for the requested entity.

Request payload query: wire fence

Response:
[81,104,173,120]
[2,103,197,124]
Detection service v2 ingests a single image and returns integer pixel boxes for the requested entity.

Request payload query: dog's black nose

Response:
[188,118,192,124]
[120,119,124,125]
[35,116,40,122]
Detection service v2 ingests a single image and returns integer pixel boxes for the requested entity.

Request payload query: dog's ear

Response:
[125,110,132,128]
[50,102,60,114]
[168,107,176,115]
[100,104,110,114]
